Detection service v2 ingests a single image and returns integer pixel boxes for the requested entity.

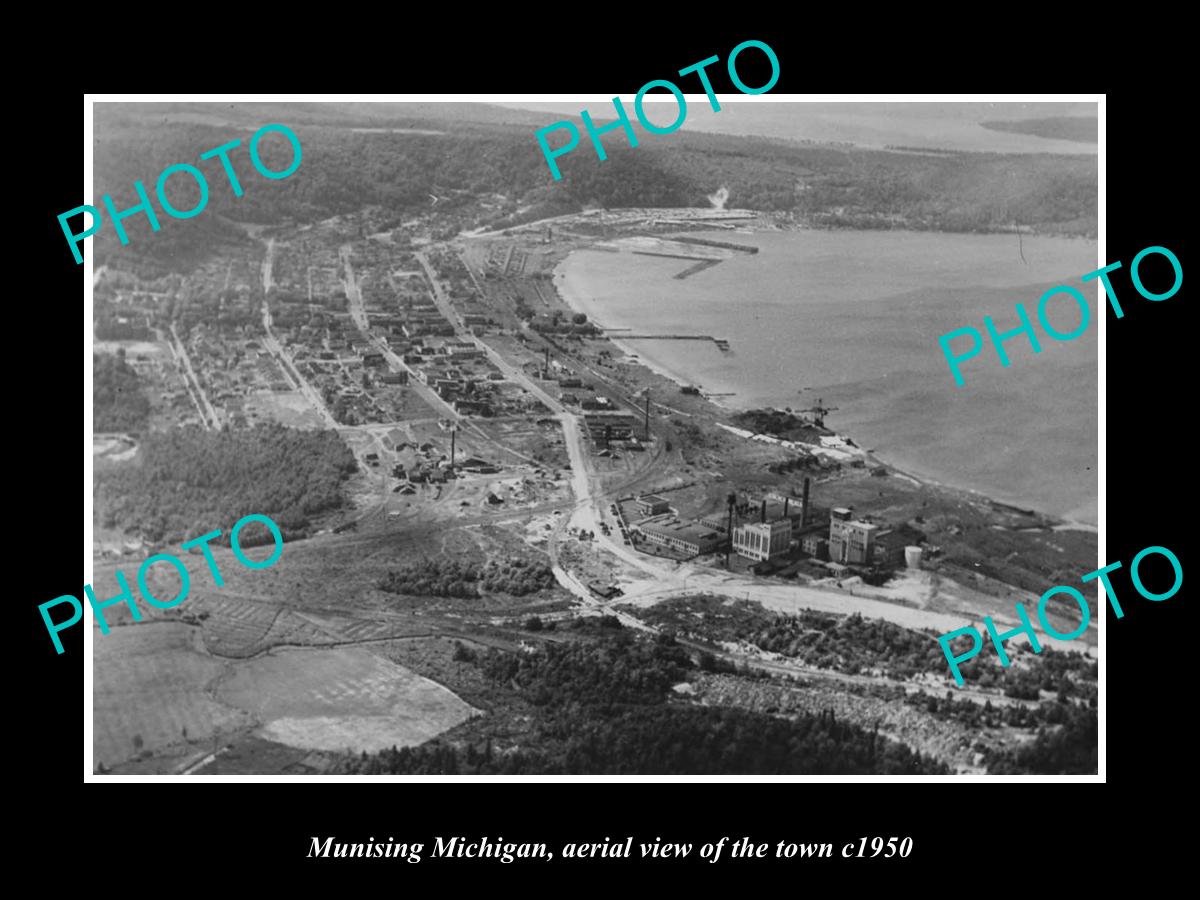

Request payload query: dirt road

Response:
[168,324,219,429]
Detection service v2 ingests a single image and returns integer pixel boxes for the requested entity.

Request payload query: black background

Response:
[18,20,1189,885]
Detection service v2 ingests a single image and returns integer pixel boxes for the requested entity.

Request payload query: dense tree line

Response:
[335,630,947,775]
[93,352,151,433]
[96,424,357,543]
[378,557,556,599]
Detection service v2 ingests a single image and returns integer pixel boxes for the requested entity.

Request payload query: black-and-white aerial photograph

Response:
[85,97,1098,777]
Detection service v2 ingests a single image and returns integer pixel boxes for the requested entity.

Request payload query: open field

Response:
[216,645,479,753]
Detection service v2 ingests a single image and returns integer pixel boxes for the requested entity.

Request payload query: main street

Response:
[260,239,340,429]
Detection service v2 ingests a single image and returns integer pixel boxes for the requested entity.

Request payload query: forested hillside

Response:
[91,103,1097,274]
[95,424,358,543]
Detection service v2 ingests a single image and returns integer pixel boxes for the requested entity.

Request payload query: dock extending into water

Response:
[671,236,759,254]
[606,330,730,351]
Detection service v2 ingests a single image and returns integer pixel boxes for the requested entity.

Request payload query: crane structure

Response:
[798,396,839,429]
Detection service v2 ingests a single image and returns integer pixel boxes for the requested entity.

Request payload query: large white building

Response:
[732,520,792,562]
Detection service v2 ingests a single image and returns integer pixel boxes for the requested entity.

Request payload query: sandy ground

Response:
[243,390,327,429]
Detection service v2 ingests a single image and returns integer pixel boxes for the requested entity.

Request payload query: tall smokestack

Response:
[725,491,737,568]
[643,395,650,441]
[450,425,456,473]
[761,499,767,523]
[784,497,789,517]
[802,477,811,526]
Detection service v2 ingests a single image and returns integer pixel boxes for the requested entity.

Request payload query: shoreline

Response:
[550,241,1096,529]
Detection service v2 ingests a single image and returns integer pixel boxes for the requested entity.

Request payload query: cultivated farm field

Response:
[93,623,253,771]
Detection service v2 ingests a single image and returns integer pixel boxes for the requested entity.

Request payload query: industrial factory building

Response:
[732,519,793,562]
[635,519,724,557]
[727,483,814,563]
[872,525,925,567]
[828,508,879,565]
[582,413,638,444]
[802,534,829,560]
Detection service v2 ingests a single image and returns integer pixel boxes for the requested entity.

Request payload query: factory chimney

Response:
[725,491,737,568]
[784,497,790,517]
[801,477,811,526]
[760,499,767,523]
[643,394,651,441]
[449,424,457,474]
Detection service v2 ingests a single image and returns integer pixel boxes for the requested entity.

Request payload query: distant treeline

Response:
[980,117,1098,144]
[92,106,1097,274]
[335,629,948,775]
[96,423,357,544]
[94,352,150,433]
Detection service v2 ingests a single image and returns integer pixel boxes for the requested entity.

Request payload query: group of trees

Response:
[948,640,1096,699]
[93,352,151,433]
[336,629,948,775]
[644,598,1098,724]
[746,610,951,680]
[732,408,823,441]
[96,423,357,544]
[378,556,557,600]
